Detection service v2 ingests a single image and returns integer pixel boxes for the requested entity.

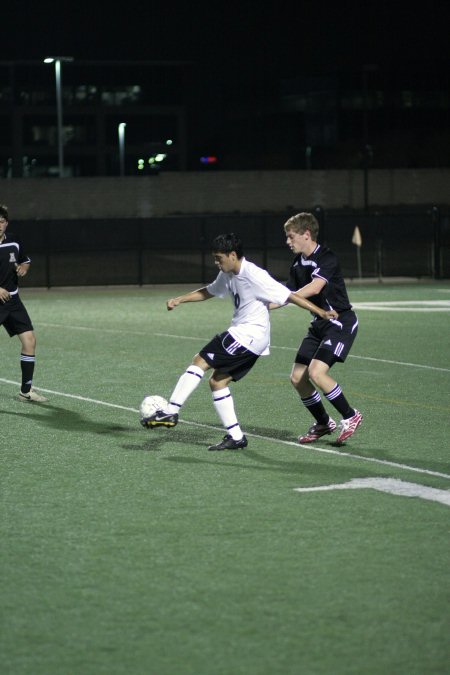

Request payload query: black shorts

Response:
[199,331,259,381]
[0,294,34,337]
[295,310,358,368]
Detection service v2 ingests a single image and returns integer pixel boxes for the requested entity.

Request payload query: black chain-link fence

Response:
[16,207,449,287]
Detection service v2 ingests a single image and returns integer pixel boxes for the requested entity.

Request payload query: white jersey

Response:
[206,257,291,356]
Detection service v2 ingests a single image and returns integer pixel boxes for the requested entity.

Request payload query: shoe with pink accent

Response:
[298,418,337,444]
[336,410,363,444]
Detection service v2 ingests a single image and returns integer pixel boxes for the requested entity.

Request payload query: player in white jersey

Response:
[141,233,337,451]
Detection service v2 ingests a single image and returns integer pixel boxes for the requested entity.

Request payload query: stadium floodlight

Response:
[118,122,127,176]
[44,56,74,177]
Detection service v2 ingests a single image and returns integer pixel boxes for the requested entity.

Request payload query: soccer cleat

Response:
[336,410,363,444]
[298,418,337,444]
[18,388,48,403]
[141,410,178,429]
[208,434,248,451]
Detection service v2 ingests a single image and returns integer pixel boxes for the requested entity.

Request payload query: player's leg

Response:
[165,353,210,415]
[291,361,337,443]
[307,313,362,444]
[204,332,257,450]
[16,329,47,403]
[291,328,336,442]
[143,354,210,428]
[208,370,247,447]
[4,298,46,402]
[17,329,36,393]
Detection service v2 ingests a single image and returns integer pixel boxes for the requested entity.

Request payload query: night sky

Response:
[3,1,450,76]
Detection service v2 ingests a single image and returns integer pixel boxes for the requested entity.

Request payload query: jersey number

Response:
[233,292,240,309]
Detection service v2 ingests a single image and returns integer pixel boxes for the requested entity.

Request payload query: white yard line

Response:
[2,377,449,481]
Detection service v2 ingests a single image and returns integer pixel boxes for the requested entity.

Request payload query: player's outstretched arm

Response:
[287,293,338,320]
[167,287,213,311]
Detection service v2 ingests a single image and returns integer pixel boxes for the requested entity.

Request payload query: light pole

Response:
[44,56,74,177]
[361,64,378,213]
[118,122,127,176]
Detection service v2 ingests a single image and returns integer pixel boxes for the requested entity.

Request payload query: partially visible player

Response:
[281,212,362,445]
[0,204,47,402]
[142,232,337,450]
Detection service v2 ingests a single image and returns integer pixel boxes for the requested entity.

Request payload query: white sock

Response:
[212,387,243,440]
[166,365,204,414]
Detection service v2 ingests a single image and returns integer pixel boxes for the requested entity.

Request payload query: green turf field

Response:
[1,282,449,675]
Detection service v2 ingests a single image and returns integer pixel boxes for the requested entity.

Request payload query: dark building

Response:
[0,60,191,178]
[1,59,449,176]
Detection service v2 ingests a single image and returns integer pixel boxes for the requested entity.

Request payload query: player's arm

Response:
[167,287,213,311]
[268,300,287,311]
[287,292,338,320]
[293,277,326,298]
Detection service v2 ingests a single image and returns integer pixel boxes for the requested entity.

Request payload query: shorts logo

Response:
[225,340,241,355]
[324,339,332,346]
[10,252,16,263]
[207,352,214,360]
[221,333,244,355]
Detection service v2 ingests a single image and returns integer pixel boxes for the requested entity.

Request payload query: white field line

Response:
[1,377,449,481]
[293,478,450,507]
[282,299,450,312]
[36,322,450,373]
[352,300,450,312]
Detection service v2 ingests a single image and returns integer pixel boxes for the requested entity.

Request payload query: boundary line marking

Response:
[2,377,449,481]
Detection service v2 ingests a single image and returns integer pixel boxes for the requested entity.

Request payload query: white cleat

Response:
[19,388,48,403]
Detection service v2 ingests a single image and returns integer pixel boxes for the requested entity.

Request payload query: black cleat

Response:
[141,410,179,429]
[208,434,248,451]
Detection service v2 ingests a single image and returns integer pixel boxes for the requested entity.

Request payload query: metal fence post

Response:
[431,206,441,279]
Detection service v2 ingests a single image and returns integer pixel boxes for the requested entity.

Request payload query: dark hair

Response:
[0,204,9,221]
[211,233,244,258]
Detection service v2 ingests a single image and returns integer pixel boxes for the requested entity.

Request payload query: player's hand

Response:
[166,298,180,311]
[0,287,10,303]
[15,263,29,277]
[324,309,338,320]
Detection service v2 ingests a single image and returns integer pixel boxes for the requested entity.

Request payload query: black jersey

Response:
[0,232,31,294]
[287,243,352,313]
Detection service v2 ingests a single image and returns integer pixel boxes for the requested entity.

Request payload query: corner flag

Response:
[352,226,362,247]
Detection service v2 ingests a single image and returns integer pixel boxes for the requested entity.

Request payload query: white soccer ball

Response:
[139,395,168,422]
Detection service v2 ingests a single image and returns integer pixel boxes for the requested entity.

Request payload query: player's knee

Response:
[209,375,220,391]
[21,331,36,352]
[290,371,300,387]
[290,365,307,388]
[308,361,328,386]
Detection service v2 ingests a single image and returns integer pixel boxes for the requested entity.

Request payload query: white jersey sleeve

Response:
[206,271,229,298]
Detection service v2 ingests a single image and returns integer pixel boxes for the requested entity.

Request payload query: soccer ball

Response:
[139,395,168,423]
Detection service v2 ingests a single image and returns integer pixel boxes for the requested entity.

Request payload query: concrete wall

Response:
[1,169,449,220]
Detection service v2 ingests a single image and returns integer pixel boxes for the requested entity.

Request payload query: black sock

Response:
[20,353,35,393]
[301,391,330,425]
[325,384,354,419]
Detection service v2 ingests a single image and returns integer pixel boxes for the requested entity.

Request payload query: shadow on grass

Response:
[126,421,450,478]
[126,424,374,481]
[3,401,131,436]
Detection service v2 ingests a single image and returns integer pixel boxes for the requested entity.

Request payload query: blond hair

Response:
[284,212,319,240]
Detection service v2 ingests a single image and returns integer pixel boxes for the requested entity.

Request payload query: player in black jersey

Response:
[283,212,362,445]
[0,204,47,402]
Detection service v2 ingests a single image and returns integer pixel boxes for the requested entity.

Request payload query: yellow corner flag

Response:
[352,226,362,247]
